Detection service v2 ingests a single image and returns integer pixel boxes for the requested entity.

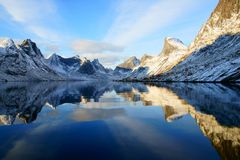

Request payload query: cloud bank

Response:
[78,53,121,67]
[0,0,61,41]
[72,40,124,53]
[105,0,202,46]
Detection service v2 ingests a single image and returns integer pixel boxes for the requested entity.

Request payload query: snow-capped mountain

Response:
[113,56,141,78]
[0,38,62,81]
[151,0,240,82]
[47,53,81,75]
[140,54,153,65]
[78,58,108,75]
[0,38,114,81]
[46,53,111,80]
[117,56,140,69]
[119,37,187,80]
[113,66,132,78]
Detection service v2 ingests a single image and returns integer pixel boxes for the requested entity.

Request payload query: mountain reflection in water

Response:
[0,81,239,160]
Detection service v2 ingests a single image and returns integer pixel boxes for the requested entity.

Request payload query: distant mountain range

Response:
[0,38,117,81]
[46,53,113,80]
[0,0,239,82]
[116,37,188,79]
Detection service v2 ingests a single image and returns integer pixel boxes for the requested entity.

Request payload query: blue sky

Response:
[0,0,218,67]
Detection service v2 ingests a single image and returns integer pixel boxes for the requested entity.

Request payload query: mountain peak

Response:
[161,37,187,56]
[0,38,15,48]
[21,39,35,48]
[140,54,153,64]
[92,59,100,63]
[118,56,140,69]
[52,53,58,56]
[165,37,184,45]
[20,39,43,57]
[48,53,61,62]
[73,55,80,59]
[0,38,18,56]
[80,57,89,64]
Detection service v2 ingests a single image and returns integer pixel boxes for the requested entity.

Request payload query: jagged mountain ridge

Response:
[0,38,62,81]
[117,37,188,79]
[116,0,240,82]
[47,53,82,74]
[153,34,240,82]
[151,0,240,82]
[0,38,112,81]
[47,54,109,78]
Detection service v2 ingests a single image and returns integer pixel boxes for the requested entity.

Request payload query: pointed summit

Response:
[80,57,89,64]
[118,56,140,69]
[161,37,187,56]
[20,39,43,57]
[73,55,81,59]
[0,38,17,55]
[48,53,61,65]
[141,54,152,62]
[0,38,15,48]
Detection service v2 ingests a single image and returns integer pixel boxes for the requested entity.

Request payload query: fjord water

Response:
[0,82,239,160]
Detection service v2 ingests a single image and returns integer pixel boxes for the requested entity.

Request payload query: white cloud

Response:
[0,0,56,23]
[0,0,61,41]
[72,40,124,53]
[71,40,125,67]
[104,0,202,46]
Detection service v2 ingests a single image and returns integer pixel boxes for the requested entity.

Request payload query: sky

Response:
[0,0,218,68]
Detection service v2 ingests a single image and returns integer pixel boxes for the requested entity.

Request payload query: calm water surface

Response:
[0,81,239,160]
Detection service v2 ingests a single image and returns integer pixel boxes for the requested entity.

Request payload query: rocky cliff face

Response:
[149,37,187,76]
[189,0,240,52]
[0,39,62,81]
[151,0,240,82]
[154,34,240,82]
